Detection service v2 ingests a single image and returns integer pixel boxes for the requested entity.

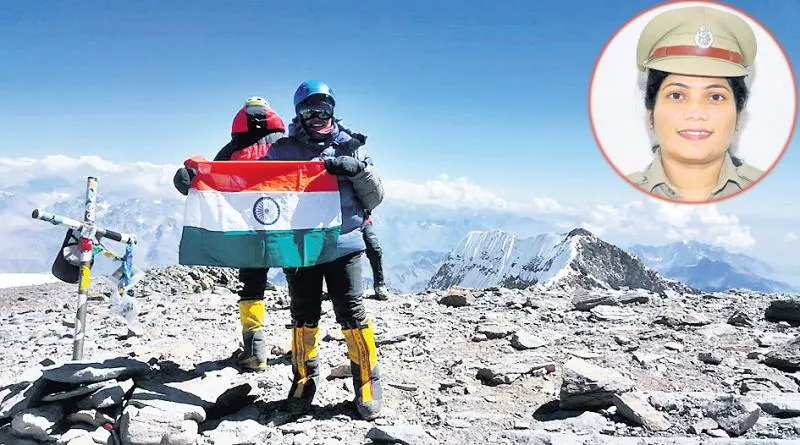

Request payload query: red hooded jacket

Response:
[214,104,287,161]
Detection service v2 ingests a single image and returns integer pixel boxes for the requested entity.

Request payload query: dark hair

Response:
[644,69,749,165]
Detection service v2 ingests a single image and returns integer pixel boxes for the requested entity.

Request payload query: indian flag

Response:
[178,156,341,268]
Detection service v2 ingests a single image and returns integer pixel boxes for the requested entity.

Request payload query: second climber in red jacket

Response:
[173,96,286,372]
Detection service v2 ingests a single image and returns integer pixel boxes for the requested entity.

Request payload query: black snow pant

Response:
[285,251,366,328]
[362,222,385,288]
[238,267,270,301]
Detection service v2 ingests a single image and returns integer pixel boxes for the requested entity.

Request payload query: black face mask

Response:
[245,105,269,131]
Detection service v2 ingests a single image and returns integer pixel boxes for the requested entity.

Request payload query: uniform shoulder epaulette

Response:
[626,171,646,185]
[736,163,764,183]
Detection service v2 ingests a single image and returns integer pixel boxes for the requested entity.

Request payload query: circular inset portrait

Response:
[589,0,797,204]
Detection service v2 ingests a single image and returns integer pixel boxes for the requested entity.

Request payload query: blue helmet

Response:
[293,80,335,111]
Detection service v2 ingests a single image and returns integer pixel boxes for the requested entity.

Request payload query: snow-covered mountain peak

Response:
[564,227,595,239]
[428,228,578,290]
[428,227,694,294]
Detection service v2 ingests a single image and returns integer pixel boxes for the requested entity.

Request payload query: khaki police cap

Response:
[636,6,757,77]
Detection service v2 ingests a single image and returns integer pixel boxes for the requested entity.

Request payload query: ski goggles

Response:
[297,104,333,120]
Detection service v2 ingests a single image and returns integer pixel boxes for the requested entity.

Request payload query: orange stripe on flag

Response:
[183,156,338,193]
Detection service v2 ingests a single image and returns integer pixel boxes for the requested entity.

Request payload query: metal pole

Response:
[73,176,97,360]
[31,209,137,244]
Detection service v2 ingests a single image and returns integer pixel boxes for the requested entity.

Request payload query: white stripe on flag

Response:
[184,190,342,232]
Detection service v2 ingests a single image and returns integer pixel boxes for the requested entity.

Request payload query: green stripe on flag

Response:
[179,226,341,268]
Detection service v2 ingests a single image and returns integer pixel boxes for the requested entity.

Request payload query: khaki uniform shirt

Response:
[626,150,763,201]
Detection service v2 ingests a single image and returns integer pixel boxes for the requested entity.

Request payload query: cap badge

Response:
[695,25,714,49]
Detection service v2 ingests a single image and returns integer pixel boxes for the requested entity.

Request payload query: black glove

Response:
[324,156,366,177]
[173,167,197,196]
[351,133,367,144]
[231,130,267,151]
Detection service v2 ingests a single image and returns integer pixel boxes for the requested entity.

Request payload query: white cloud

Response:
[580,201,645,237]
[695,206,755,251]
[787,232,799,242]
[0,155,763,254]
[0,155,180,199]
[655,204,694,229]
[579,198,755,251]
[382,174,571,214]
[0,156,571,217]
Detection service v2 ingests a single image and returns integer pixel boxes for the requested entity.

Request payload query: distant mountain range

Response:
[3,173,796,295]
[627,241,799,293]
[0,187,551,294]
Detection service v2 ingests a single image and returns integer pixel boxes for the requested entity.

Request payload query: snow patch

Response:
[0,273,60,288]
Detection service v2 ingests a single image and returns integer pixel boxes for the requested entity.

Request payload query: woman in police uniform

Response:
[627,6,764,203]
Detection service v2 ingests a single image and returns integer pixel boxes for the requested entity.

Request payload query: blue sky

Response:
[0,1,797,212]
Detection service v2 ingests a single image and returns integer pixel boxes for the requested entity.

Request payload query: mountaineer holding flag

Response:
[263,80,385,420]
[173,96,287,372]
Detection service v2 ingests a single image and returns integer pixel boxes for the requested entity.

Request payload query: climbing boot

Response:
[373,284,391,301]
[236,299,267,371]
[287,323,321,415]
[342,319,382,420]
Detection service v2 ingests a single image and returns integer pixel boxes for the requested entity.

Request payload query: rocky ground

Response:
[3,266,800,444]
